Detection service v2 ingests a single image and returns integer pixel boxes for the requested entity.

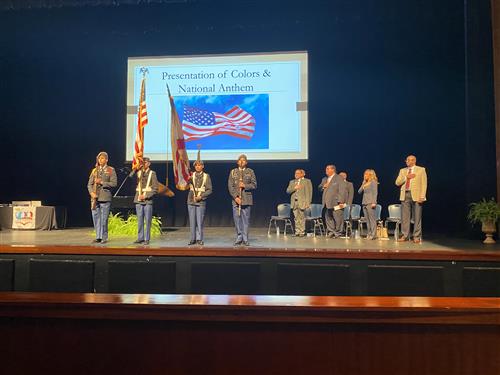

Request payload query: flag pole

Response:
[166,84,173,188]
[138,68,147,200]
[166,85,171,187]
[132,67,148,171]
[159,84,175,197]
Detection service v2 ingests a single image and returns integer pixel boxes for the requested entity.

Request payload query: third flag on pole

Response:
[132,75,148,170]
[168,87,191,190]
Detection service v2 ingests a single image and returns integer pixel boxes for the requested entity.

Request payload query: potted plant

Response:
[467,198,500,244]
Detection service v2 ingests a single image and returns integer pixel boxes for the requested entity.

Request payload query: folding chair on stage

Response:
[268,203,294,235]
[305,203,325,237]
[384,204,402,240]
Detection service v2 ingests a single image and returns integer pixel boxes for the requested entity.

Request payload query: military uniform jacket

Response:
[318,174,347,209]
[187,172,213,206]
[133,169,159,204]
[228,167,257,206]
[87,165,117,202]
[286,178,313,210]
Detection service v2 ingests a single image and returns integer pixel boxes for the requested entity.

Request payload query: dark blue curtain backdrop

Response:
[0,0,495,234]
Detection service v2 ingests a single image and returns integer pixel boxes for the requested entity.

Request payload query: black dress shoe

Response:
[133,239,144,244]
[143,240,150,245]
[188,240,197,245]
[197,240,204,246]
[92,239,102,243]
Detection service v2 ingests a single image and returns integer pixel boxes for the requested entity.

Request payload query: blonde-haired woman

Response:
[358,169,378,240]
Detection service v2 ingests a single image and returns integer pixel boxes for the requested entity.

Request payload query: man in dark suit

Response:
[318,164,347,238]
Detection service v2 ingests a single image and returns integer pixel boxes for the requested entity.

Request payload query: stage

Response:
[1,227,500,257]
[0,227,499,297]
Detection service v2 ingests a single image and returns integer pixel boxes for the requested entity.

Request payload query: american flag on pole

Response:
[182,105,255,141]
[168,87,191,190]
[132,76,148,170]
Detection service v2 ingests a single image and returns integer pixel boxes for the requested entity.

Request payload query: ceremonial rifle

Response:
[90,162,99,210]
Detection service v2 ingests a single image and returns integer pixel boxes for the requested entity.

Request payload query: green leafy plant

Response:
[92,212,162,237]
[467,198,500,225]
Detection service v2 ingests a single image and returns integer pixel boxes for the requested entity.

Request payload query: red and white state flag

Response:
[168,88,191,190]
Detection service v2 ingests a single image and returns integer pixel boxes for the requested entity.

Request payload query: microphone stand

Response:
[114,169,135,197]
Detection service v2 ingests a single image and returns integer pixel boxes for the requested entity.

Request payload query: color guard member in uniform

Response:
[187,159,212,246]
[87,151,117,244]
[228,154,257,246]
[133,157,158,245]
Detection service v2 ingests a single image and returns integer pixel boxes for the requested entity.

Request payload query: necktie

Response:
[405,168,412,190]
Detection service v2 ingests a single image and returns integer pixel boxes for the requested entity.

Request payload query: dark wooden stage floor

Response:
[1,292,499,375]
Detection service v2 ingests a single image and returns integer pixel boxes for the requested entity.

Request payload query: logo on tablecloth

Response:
[12,206,36,229]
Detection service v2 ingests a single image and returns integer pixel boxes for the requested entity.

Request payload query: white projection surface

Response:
[126,51,308,161]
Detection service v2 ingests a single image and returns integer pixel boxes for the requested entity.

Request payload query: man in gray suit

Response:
[318,164,347,238]
[133,157,158,245]
[87,151,117,244]
[339,172,354,206]
[228,154,257,246]
[286,169,313,237]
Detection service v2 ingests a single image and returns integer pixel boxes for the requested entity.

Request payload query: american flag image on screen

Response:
[182,105,256,141]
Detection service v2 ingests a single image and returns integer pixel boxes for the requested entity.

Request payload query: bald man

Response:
[286,169,312,236]
[395,155,428,243]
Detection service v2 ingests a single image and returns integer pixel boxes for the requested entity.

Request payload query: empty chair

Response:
[305,203,325,237]
[342,204,353,237]
[268,203,294,235]
[385,204,402,240]
[348,204,362,236]
[376,205,383,224]
[358,204,382,236]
